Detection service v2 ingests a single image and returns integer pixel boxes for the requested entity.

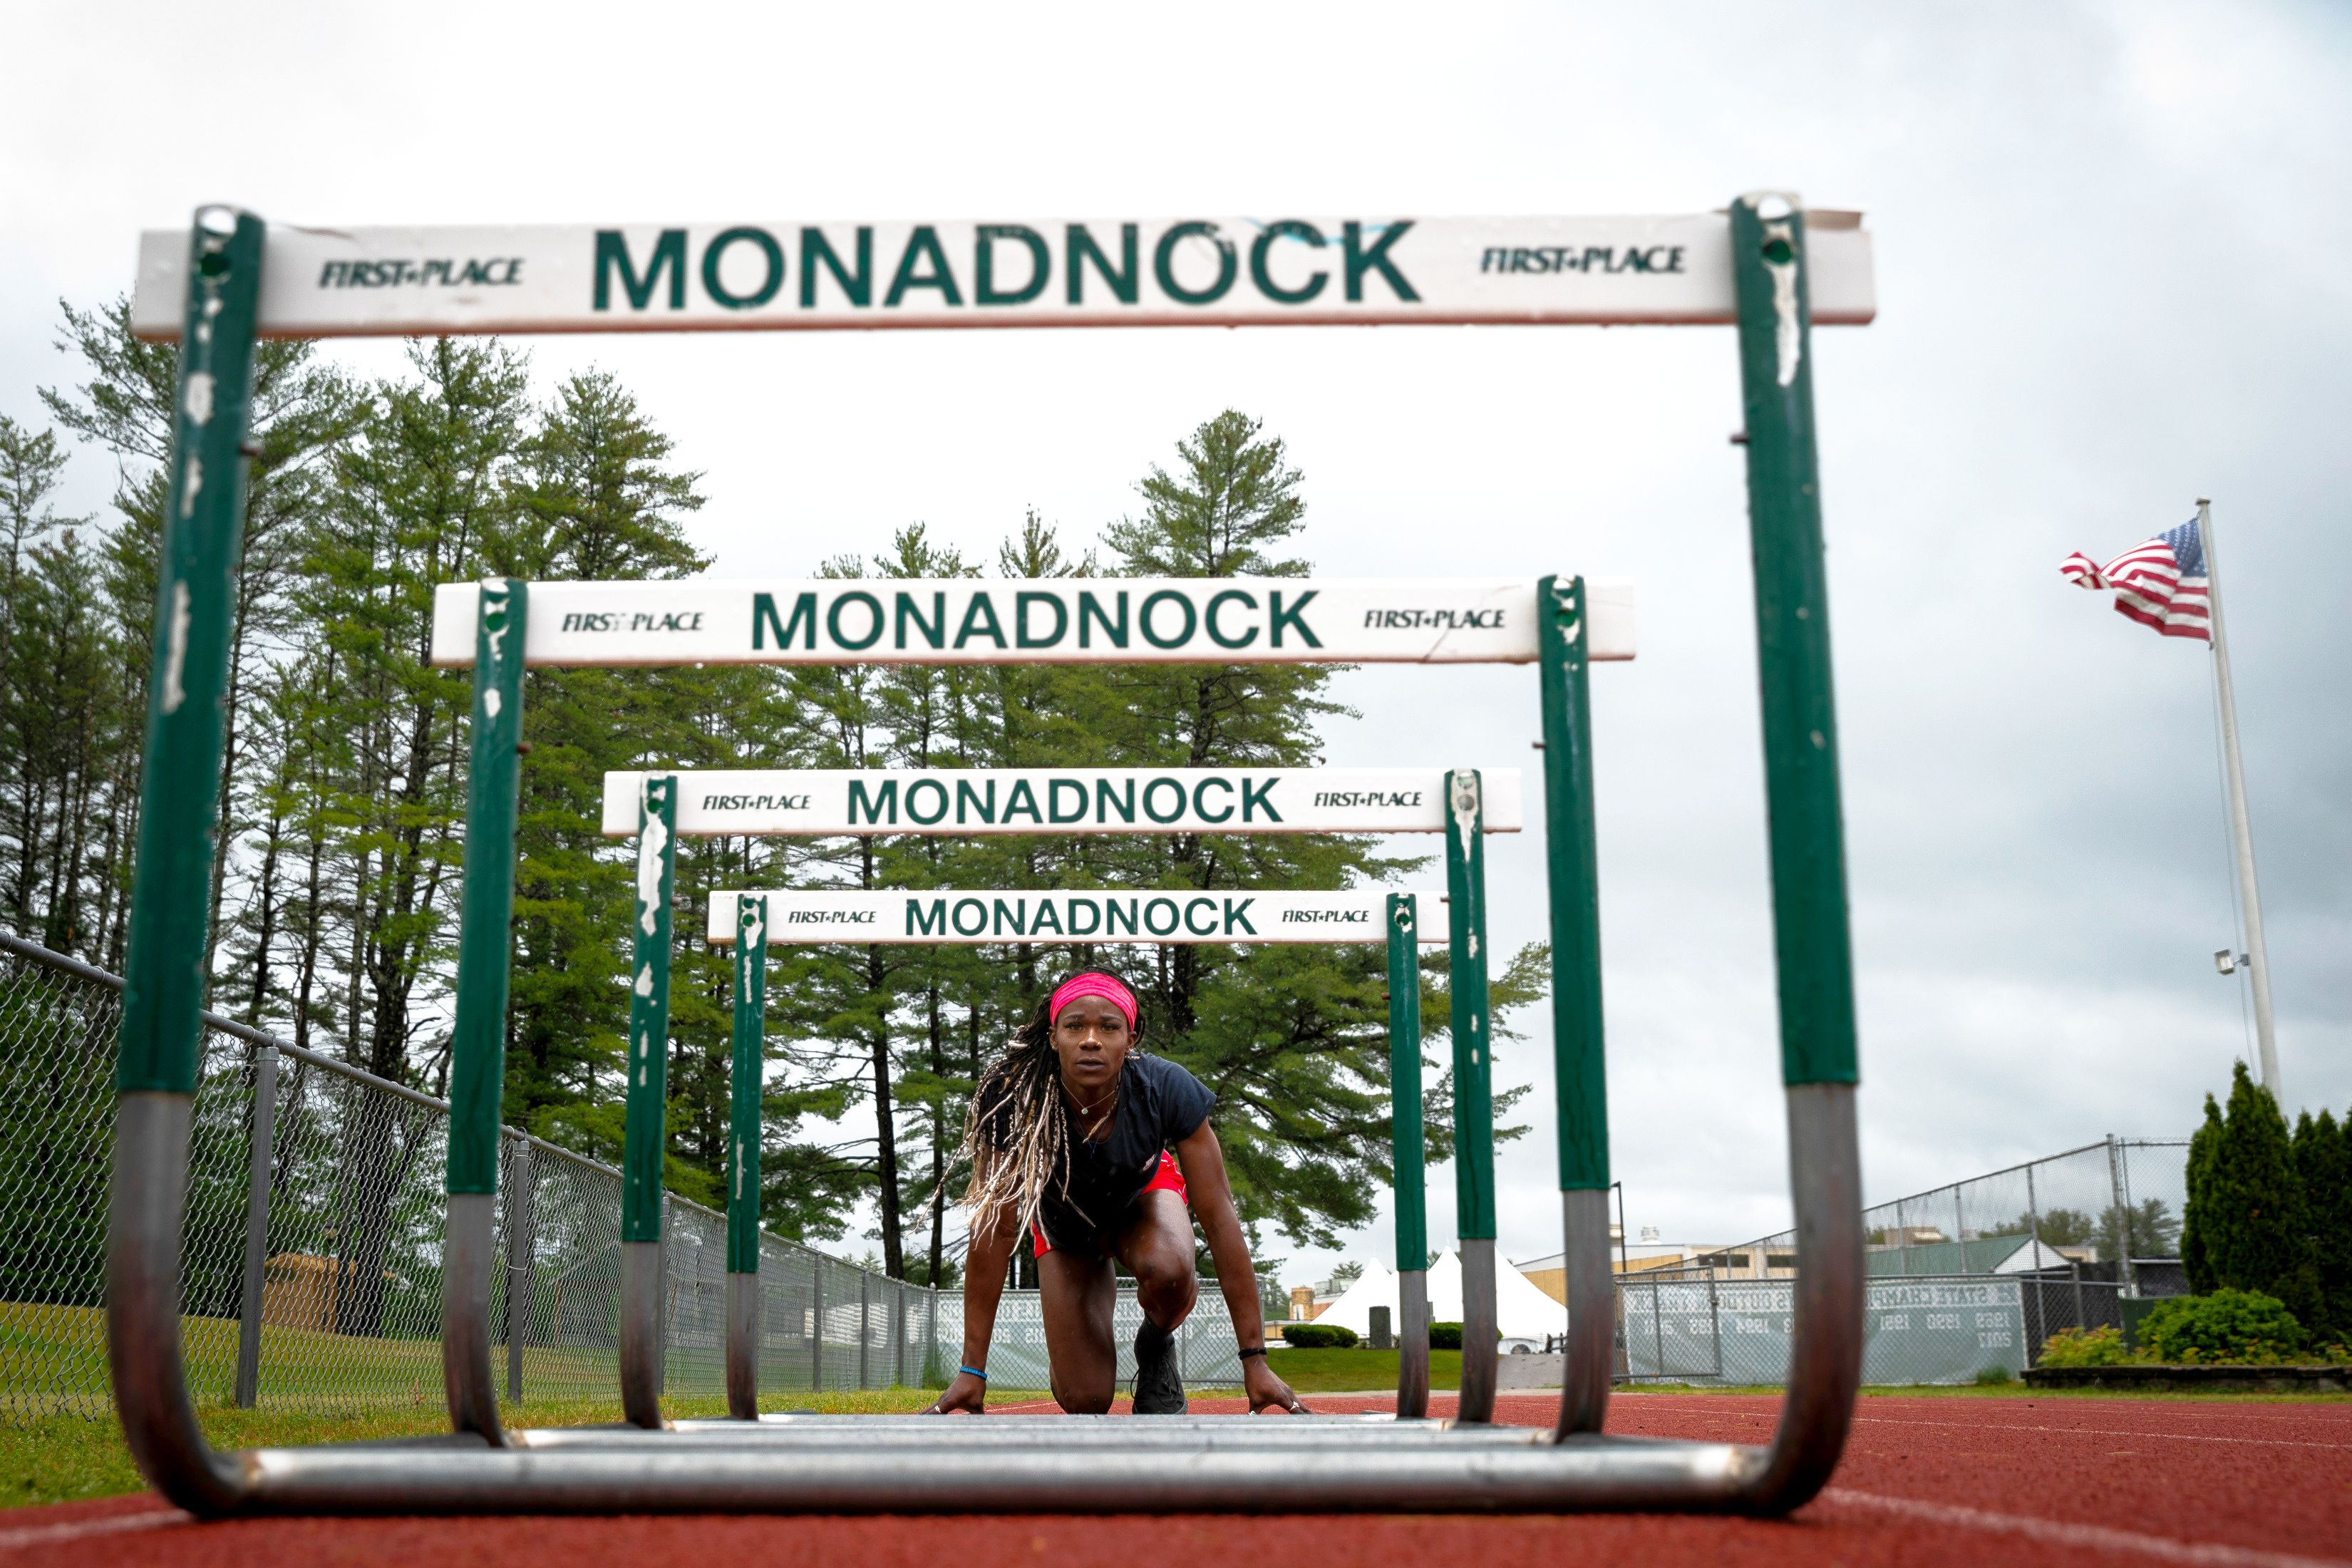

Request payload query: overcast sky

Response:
[4,1,2346,1283]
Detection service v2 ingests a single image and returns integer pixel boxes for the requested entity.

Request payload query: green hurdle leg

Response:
[108,210,264,1513]
[1729,193,1865,1507]
[1537,575,1613,1435]
[1443,769,1497,1423]
[619,774,679,1429]
[113,212,262,1096]
[726,894,768,1420]
[1385,894,1430,1419]
[443,579,527,1445]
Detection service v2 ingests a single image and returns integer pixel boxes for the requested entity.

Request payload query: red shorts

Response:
[1032,1150,1187,1257]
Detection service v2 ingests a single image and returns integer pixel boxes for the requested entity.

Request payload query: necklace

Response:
[1067,1082,1119,1138]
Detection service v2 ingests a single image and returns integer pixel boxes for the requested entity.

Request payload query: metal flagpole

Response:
[2197,499,2279,1101]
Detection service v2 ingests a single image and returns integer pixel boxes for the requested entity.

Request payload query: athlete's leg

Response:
[1115,1190,1197,1415]
[1038,1242,1118,1413]
[1115,1188,1199,1332]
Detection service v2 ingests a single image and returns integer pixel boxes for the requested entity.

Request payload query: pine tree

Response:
[12,529,125,957]
[2186,1063,2322,1329]
[873,525,988,1284]
[1039,413,1534,1251]
[278,340,524,1334]
[301,340,525,1082]
[489,368,710,1175]
[2098,1197,2180,1262]
[2182,1090,2223,1293]
[41,299,363,979]
[765,550,930,1272]
[2291,1108,2352,1345]
[0,414,98,953]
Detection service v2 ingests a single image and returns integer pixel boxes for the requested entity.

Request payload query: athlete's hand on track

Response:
[1243,1358,1309,1415]
[926,1370,987,1415]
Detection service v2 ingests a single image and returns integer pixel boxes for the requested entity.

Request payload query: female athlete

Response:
[926,970,1305,1416]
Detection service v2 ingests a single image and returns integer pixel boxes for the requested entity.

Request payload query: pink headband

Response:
[1049,972,1138,1031]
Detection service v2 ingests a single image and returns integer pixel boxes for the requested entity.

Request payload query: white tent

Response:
[1309,1263,1398,1337]
[1992,1237,2083,1274]
[1306,1252,1568,1345]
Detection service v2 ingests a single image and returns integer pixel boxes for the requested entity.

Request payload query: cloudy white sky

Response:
[4,1,2346,1283]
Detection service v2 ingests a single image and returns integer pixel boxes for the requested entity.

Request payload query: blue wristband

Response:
[959,1366,988,1381]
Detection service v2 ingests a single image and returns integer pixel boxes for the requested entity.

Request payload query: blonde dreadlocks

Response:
[959,979,1145,1238]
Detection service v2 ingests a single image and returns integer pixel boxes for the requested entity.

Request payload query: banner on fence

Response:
[1620,1278,2026,1386]
[429,577,1633,668]
[711,889,1442,946]
[602,768,1522,838]
[937,1289,1241,1393]
[133,215,1874,339]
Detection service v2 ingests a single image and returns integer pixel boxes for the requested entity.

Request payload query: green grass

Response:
[1265,1346,1463,1391]
[1263,1348,2352,1403]
[11,1343,2337,1512]
[1619,1379,2351,1401]
[0,1303,635,1410]
[0,1388,995,1511]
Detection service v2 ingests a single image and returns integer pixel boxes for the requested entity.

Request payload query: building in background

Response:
[1516,1225,1758,1303]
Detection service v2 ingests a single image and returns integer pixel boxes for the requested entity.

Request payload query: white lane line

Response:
[0,1508,189,1553]
[1822,1489,2349,1568]
[1852,1415,2352,1450]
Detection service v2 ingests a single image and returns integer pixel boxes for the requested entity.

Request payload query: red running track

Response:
[5,1393,2347,1567]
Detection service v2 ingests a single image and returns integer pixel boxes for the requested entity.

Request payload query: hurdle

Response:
[600,765,1523,1424]
[110,200,1867,1515]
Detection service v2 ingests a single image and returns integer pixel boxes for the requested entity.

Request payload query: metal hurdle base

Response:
[222,1426,1768,1515]
[109,1084,1862,1520]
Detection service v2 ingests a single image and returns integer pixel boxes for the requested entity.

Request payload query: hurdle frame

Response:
[726,893,768,1420]
[1442,768,1498,1424]
[106,195,1863,1516]
[704,884,1447,1418]
[629,773,1512,1425]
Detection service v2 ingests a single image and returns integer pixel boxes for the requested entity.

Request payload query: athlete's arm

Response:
[929,1145,1021,1415]
[1172,1120,1307,1415]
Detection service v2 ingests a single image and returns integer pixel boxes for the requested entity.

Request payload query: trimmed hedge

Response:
[2036,1325,2134,1368]
[1428,1321,1463,1350]
[2140,1289,2307,1363]
[2038,1290,2333,1368]
[1281,1323,1358,1350]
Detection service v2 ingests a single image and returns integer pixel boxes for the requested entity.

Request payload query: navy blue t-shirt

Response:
[983,1053,1215,1248]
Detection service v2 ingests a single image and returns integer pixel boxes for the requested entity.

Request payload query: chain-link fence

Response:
[1726,1138,2189,1285]
[935,1287,1242,1393]
[1614,1269,2033,1384]
[1611,1264,2157,1384]
[1709,1138,2190,1371]
[0,932,937,1423]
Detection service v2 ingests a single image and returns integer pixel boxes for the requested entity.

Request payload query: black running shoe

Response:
[1132,1320,1187,1415]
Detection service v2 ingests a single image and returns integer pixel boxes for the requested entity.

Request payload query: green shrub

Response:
[1973,1366,2016,1386]
[1428,1321,1463,1351]
[2184,1065,2323,1326]
[2291,1107,2352,1345]
[2139,1289,2308,1363]
[1280,1323,1358,1349]
[2036,1325,2135,1367]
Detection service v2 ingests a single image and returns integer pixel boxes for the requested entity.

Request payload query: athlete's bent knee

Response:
[1053,1376,1115,1415]
[1133,1247,1197,1325]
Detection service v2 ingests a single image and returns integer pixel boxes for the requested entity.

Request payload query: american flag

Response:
[2059,520,2210,642]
